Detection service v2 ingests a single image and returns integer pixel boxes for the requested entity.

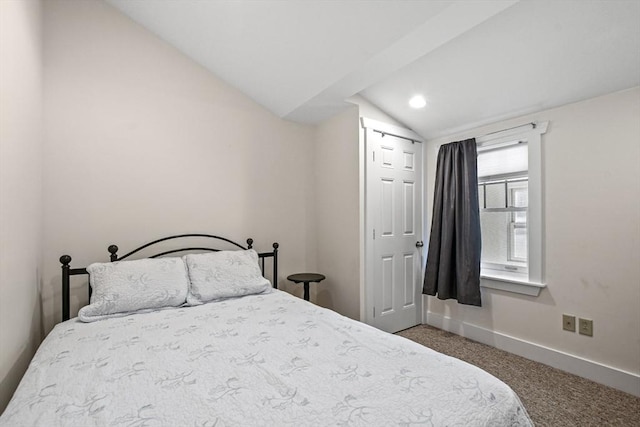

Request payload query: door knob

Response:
[416,241,424,248]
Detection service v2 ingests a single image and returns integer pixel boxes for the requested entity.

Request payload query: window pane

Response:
[508,182,528,208]
[485,183,506,208]
[480,210,527,267]
[514,211,526,224]
[478,184,485,209]
[480,211,509,264]
[477,143,528,178]
[511,226,528,261]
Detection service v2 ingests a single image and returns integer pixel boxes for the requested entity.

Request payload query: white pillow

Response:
[184,249,271,305]
[78,257,189,322]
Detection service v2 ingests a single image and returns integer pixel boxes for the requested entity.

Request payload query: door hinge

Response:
[373,306,376,318]
[373,229,376,240]
[373,151,375,162]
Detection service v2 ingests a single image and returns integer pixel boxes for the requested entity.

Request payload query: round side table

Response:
[287,273,326,301]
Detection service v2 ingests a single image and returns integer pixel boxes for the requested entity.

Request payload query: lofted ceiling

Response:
[105,0,640,140]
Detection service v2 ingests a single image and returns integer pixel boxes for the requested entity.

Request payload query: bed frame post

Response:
[60,255,72,322]
[272,242,279,289]
[246,238,253,249]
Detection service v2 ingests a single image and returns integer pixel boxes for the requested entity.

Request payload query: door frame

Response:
[360,117,426,329]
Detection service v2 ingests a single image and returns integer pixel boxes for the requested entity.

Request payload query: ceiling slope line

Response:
[284,0,519,123]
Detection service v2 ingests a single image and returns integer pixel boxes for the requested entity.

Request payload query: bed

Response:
[1,234,533,426]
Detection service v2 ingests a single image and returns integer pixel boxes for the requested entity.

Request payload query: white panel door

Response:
[365,125,423,334]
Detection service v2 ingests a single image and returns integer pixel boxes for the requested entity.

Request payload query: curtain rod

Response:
[375,122,536,145]
[374,129,422,144]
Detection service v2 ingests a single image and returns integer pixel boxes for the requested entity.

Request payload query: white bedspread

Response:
[1,290,532,426]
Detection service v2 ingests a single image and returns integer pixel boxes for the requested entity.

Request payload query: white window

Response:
[475,122,547,296]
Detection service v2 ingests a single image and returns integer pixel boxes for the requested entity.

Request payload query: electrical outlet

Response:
[562,314,576,332]
[579,318,593,337]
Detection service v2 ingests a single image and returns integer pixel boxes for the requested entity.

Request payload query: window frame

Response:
[475,122,548,296]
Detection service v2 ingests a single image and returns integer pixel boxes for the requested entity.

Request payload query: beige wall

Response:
[424,88,640,376]
[0,0,44,412]
[41,0,317,332]
[313,106,360,319]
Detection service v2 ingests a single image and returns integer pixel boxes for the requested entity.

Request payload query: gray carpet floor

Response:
[397,325,639,427]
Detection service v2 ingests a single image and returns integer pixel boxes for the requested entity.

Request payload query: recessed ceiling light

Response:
[409,95,427,109]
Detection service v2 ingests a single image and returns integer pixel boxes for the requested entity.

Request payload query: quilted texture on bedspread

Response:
[1,290,532,426]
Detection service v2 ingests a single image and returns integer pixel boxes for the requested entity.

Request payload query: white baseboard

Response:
[425,311,640,397]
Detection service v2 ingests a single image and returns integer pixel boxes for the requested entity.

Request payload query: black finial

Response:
[108,245,119,261]
[60,255,72,266]
[272,242,279,250]
[247,238,254,249]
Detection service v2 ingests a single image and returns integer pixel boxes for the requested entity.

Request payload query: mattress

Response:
[1,289,532,426]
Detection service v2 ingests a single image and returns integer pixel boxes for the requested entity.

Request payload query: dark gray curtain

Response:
[423,138,482,306]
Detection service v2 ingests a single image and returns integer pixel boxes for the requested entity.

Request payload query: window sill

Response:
[480,273,546,296]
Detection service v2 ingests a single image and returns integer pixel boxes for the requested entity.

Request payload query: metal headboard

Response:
[59,234,279,322]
